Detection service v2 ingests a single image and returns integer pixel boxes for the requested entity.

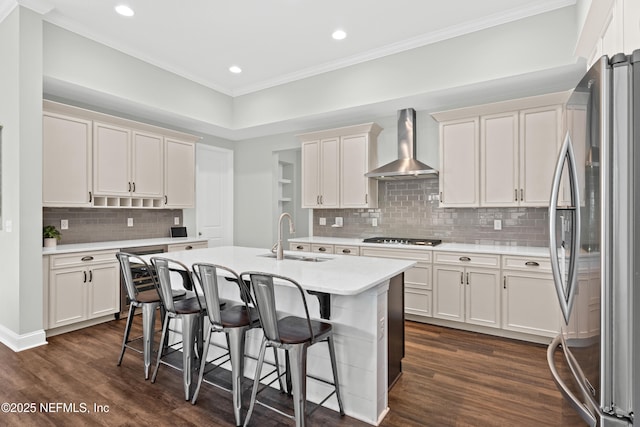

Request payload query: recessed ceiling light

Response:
[115,5,135,17]
[229,65,242,74]
[332,29,347,40]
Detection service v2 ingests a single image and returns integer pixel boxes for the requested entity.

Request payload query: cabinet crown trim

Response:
[431,91,570,122]
[43,100,200,143]
[296,122,382,141]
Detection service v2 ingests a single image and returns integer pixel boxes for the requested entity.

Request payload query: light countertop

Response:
[141,246,415,296]
[288,236,551,258]
[42,237,208,255]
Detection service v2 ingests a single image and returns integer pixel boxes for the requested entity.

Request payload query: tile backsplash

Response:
[43,208,183,244]
[312,179,549,247]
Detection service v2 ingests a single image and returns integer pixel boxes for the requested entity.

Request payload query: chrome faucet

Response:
[275,212,295,260]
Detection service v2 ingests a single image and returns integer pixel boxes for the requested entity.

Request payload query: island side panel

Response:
[387,273,405,389]
[209,277,389,425]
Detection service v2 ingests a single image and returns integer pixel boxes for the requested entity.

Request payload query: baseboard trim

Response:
[0,324,48,352]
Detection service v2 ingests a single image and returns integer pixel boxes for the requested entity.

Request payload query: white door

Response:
[196,144,233,247]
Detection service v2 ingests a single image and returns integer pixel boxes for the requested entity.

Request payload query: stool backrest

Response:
[246,272,313,343]
[116,252,154,303]
[150,257,201,314]
[192,263,251,326]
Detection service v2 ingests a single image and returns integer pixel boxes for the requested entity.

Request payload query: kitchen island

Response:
[152,246,415,426]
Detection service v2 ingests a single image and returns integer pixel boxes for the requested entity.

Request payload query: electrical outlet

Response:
[494,219,502,230]
[60,219,69,230]
[372,218,378,227]
[319,217,326,226]
[335,217,343,227]
[174,217,180,225]
[127,218,133,227]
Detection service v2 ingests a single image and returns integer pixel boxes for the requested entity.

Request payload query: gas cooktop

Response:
[362,237,442,246]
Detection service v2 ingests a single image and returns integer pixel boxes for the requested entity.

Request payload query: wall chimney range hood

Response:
[365,108,438,180]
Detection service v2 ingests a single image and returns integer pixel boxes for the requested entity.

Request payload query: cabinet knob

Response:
[459,256,471,262]
[296,245,304,250]
[525,261,540,267]
[342,249,351,254]
[185,245,193,250]
[318,247,327,252]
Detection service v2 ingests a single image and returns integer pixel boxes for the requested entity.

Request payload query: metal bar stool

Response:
[115,252,186,379]
[242,272,345,427]
[150,256,206,401]
[190,263,259,426]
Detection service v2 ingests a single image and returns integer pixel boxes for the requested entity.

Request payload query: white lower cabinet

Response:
[289,243,358,256]
[501,256,560,337]
[433,252,501,328]
[167,241,208,252]
[48,250,120,329]
[360,247,433,318]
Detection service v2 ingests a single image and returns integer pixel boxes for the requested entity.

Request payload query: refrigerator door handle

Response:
[547,335,597,427]
[548,131,581,323]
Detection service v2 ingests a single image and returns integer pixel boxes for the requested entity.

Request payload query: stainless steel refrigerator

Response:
[547,51,639,426]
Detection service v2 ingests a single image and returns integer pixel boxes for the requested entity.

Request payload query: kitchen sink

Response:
[258,253,331,262]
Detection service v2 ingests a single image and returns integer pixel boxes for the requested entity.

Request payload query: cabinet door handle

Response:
[520,188,524,201]
[365,194,368,204]
[342,249,351,254]
[89,270,93,282]
[89,191,93,203]
[466,272,469,285]
[296,245,304,250]
[164,195,168,204]
[320,195,323,205]
[81,256,94,261]
[83,271,87,283]
[525,261,540,267]
[460,272,464,284]
[515,189,518,201]
[318,247,327,252]
[185,245,193,250]
[459,256,471,262]
[440,192,444,203]
[132,182,136,193]
[503,276,507,289]
[316,195,319,205]
[128,182,132,192]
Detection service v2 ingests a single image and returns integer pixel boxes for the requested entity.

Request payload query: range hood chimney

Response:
[365,108,438,180]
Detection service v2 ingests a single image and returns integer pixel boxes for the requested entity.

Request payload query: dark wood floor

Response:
[0,319,585,426]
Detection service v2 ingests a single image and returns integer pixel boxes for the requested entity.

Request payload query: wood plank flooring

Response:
[0,319,586,426]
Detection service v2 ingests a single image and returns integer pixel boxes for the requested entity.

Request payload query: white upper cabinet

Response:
[164,138,195,208]
[518,106,563,206]
[93,122,131,197]
[42,112,93,207]
[438,118,479,207]
[132,131,164,198]
[433,92,567,208]
[43,100,197,209]
[341,133,378,208]
[301,138,339,208]
[299,123,380,209]
[576,0,638,67]
[480,113,518,206]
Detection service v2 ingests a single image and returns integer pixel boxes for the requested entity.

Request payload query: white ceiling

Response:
[22,0,575,96]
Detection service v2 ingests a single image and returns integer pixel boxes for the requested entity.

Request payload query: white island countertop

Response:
[144,245,415,296]
[289,236,551,258]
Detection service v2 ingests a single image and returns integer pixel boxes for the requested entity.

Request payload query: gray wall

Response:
[312,179,549,247]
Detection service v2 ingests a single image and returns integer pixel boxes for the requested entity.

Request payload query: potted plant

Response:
[43,225,62,248]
